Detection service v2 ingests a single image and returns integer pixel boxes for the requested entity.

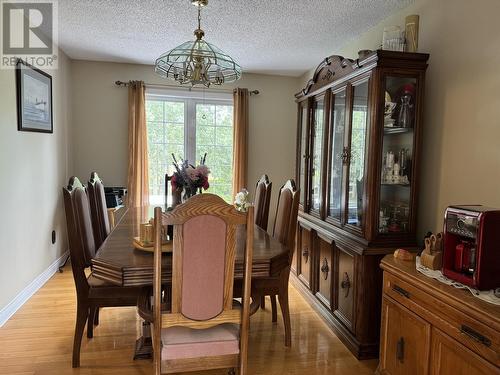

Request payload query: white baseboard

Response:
[0,251,69,327]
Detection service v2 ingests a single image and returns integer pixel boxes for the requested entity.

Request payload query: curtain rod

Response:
[114,80,259,95]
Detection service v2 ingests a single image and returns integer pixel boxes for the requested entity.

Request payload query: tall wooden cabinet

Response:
[291,50,430,359]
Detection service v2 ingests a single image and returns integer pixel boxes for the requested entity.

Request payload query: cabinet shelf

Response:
[384,127,413,135]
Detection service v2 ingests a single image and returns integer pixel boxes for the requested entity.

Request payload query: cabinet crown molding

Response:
[295,50,429,100]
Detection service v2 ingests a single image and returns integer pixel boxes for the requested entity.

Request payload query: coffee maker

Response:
[443,205,500,290]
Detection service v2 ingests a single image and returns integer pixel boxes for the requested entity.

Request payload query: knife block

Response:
[421,251,442,270]
[420,233,443,270]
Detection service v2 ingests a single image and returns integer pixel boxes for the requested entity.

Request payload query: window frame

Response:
[145,88,234,203]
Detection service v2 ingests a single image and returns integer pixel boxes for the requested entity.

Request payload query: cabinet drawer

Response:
[298,225,312,288]
[379,296,431,375]
[384,273,500,367]
[430,328,500,375]
[334,247,354,328]
[316,237,333,308]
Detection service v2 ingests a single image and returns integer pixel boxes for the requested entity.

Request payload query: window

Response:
[146,89,234,204]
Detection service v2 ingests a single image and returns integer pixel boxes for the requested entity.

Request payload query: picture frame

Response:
[15,59,53,133]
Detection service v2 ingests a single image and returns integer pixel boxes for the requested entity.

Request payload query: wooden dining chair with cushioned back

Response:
[87,172,111,250]
[254,174,272,231]
[63,177,141,368]
[151,194,254,375]
[254,175,272,309]
[252,179,299,347]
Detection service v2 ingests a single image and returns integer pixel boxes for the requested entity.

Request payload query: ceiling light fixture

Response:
[154,0,242,87]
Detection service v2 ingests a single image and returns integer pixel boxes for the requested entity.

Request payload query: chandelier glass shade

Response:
[154,1,242,87]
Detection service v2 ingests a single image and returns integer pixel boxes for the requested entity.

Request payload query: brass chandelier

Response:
[154,0,242,87]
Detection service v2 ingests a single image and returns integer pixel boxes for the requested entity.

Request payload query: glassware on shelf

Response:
[382,148,410,185]
[397,91,413,128]
[379,202,410,233]
[398,148,410,184]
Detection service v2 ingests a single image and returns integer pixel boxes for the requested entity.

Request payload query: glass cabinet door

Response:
[298,101,309,207]
[347,80,369,227]
[379,76,417,233]
[310,95,325,213]
[328,89,347,221]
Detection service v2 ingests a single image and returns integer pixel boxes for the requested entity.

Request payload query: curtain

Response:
[126,81,149,207]
[231,88,249,198]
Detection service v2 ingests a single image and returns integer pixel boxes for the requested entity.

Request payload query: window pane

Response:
[196,103,233,202]
[347,81,369,227]
[216,127,232,146]
[196,104,215,126]
[197,126,215,146]
[146,100,185,205]
[311,96,325,212]
[165,101,184,123]
[146,100,163,122]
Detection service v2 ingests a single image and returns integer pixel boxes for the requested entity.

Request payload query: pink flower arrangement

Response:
[170,153,210,194]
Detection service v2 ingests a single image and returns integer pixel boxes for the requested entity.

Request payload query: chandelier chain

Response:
[197,5,201,31]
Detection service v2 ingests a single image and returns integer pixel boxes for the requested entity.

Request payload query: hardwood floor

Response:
[0,266,378,374]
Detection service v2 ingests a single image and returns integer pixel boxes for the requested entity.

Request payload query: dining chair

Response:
[87,172,111,250]
[63,176,141,368]
[254,174,272,231]
[253,174,272,309]
[151,194,254,375]
[252,179,299,347]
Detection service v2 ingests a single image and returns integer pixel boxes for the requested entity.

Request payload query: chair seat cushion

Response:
[161,323,240,360]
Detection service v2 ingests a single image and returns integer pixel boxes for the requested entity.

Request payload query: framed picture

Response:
[16,59,53,133]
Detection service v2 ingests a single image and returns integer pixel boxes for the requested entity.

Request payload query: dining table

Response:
[91,205,290,359]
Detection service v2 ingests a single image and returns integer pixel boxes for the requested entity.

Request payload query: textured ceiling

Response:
[58,0,413,77]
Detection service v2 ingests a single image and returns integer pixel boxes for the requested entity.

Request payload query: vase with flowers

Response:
[170,153,210,202]
[234,189,250,212]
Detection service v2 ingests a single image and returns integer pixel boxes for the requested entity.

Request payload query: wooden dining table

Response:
[90,205,290,359]
[92,206,290,286]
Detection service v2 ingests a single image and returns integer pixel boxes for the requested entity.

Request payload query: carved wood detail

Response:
[295,55,362,99]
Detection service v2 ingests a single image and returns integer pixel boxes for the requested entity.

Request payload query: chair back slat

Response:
[254,174,272,231]
[88,172,111,249]
[272,180,300,255]
[63,177,95,292]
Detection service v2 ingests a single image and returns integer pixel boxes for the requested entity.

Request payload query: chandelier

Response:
[154,0,242,87]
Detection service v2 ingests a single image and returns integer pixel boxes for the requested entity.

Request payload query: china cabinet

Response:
[291,50,429,359]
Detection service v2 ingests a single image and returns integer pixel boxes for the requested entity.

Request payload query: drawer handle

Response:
[302,248,309,263]
[460,325,491,347]
[321,258,329,280]
[392,285,410,298]
[341,272,351,298]
[396,337,405,363]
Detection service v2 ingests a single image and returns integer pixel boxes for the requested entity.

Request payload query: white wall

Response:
[71,60,299,230]
[297,0,500,238]
[0,50,72,312]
